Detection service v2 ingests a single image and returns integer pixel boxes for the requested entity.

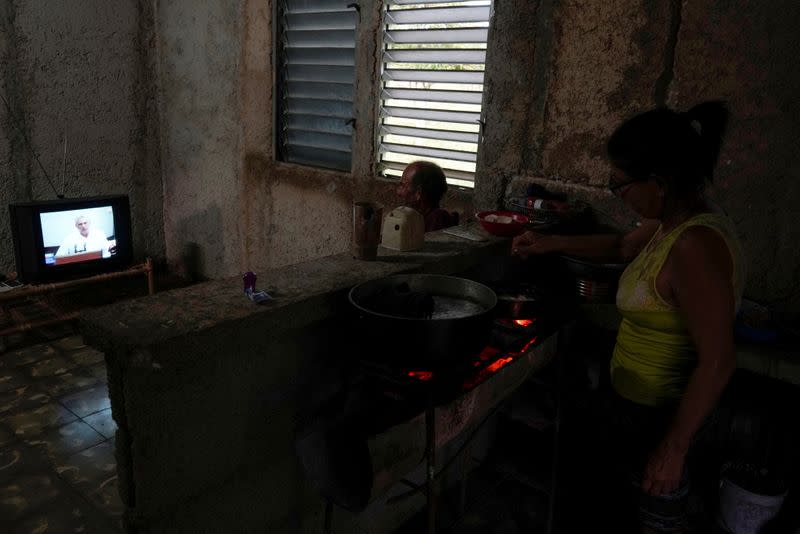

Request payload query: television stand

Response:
[0,258,154,338]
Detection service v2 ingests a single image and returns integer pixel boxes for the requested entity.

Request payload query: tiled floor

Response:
[0,329,122,533]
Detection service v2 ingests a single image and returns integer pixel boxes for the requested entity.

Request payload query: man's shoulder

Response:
[425,208,458,231]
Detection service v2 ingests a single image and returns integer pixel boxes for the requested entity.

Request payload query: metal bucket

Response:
[718,476,787,533]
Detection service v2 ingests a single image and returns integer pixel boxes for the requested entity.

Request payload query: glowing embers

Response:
[407,371,434,381]
[517,336,538,354]
[374,315,547,400]
[496,317,539,330]
[405,332,540,392]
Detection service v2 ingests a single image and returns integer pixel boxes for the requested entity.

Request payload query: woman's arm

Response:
[511,219,659,262]
[641,225,737,496]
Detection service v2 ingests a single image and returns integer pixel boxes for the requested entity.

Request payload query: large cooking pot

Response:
[348,274,497,368]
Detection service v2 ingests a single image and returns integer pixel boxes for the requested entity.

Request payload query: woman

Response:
[513,102,745,532]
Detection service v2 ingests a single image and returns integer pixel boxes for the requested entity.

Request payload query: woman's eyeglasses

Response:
[608,173,651,196]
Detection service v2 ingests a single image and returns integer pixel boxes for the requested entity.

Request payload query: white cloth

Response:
[55,228,111,258]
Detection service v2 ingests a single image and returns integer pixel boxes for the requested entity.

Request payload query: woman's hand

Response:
[511,231,553,258]
[641,438,688,496]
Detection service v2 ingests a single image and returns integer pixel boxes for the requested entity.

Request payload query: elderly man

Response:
[55,215,112,258]
[396,161,459,232]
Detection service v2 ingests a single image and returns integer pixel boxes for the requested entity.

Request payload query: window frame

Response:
[375,0,493,191]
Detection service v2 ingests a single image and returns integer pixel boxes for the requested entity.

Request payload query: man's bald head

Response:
[396,161,448,211]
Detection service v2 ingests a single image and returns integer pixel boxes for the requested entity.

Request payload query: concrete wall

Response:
[476,0,800,309]
[0,0,165,274]
[156,0,471,281]
[155,0,800,309]
[1,0,794,305]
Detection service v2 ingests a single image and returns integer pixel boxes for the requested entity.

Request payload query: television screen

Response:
[9,195,133,283]
[39,206,118,266]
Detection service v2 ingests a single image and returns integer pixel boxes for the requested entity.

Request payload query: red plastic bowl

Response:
[476,211,529,237]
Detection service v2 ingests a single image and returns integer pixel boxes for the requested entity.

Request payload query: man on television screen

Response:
[55,215,112,258]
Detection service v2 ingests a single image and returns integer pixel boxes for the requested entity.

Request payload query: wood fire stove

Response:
[306,312,569,534]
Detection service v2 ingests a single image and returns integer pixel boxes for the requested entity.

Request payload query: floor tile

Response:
[0,369,30,394]
[24,420,105,462]
[10,502,95,534]
[88,474,125,519]
[84,409,117,439]
[0,443,38,485]
[0,387,50,417]
[24,356,79,379]
[4,403,78,438]
[85,364,108,383]
[0,343,57,369]
[51,335,86,351]
[0,424,15,447]
[57,440,117,492]
[0,474,59,521]
[0,337,123,532]
[33,372,98,398]
[68,346,105,367]
[57,385,110,418]
[6,482,118,534]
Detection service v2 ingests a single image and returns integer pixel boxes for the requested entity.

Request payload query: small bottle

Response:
[525,196,570,214]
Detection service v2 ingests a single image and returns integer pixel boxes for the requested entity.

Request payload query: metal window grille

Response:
[379,0,491,189]
[276,0,358,172]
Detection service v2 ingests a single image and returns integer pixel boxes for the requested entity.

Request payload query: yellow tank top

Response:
[610,213,745,407]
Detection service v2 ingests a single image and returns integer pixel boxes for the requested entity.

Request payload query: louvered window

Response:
[276,0,358,172]
[379,0,491,189]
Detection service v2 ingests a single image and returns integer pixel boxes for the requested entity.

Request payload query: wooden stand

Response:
[0,258,154,338]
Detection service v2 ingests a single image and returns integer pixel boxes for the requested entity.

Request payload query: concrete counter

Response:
[80,225,507,357]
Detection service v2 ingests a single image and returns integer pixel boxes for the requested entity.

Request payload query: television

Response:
[9,195,133,283]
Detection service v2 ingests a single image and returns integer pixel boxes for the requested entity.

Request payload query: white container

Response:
[717,476,787,534]
[381,206,425,251]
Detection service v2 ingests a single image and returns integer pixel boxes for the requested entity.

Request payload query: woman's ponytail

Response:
[683,100,729,182]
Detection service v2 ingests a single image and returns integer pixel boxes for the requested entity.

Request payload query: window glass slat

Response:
[287,65,354,83]
[384,48,485,64]
[287,114,354,136]
[382,105,481,124]
[382,143,477,163]
[389,0,484,4]
[285,130,353,152]
[386,28,488,44]
[383,69,484,84]
[286,0,358,14]
[286,29,355,48]
[385,6,490,25]
[286,11,356,30]
[286,98,354,118]
[382,152,476,173]
[383,87,483,105]
[286,48,356,66]
[382,124,479,143]
[287,81,354,101]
